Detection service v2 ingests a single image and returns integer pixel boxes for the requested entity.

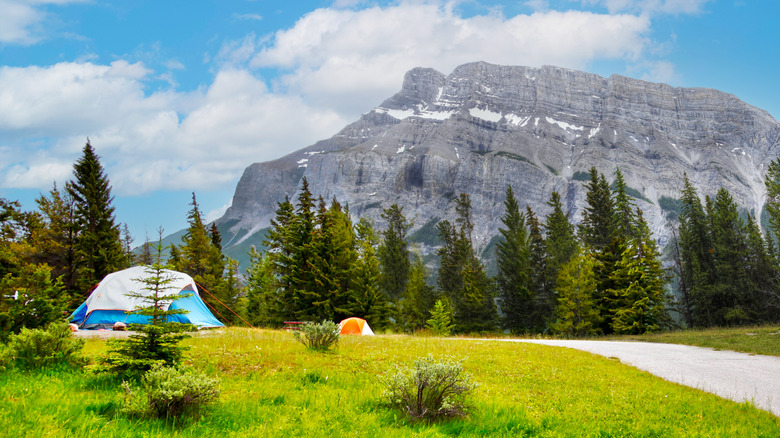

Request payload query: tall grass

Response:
[1,328,778,437]
[616,324,780,356]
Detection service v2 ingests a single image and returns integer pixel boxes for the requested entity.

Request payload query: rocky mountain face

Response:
[217,62,780,259]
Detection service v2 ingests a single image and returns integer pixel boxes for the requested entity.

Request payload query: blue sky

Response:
[1,0,778,245]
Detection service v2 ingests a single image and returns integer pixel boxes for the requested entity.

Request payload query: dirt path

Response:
[495,339,780,417]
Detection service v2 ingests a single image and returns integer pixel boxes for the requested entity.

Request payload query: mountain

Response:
[215,61,780,266]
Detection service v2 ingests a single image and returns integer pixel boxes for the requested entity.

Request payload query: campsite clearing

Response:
[2,328,778,437]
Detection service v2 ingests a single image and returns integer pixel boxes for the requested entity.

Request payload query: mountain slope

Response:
[216,61,780,259]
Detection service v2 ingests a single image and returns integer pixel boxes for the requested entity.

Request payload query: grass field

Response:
[615,325,780,356]
[1,328,778,437]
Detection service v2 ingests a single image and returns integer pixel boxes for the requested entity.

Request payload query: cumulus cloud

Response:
[580,0,711,15]
[250,2,650,114]
[0,0,86,44]
[1,0,673,197]
[0,63,345,195]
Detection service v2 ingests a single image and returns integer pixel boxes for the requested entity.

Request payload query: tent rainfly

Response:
[338,317,374,335]
[70,266,224,330]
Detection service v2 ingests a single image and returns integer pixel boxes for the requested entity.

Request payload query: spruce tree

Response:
[399,251,436,331]
[174,193,235,323]
[543,191,578,301]
[765,158,780,248]
[496,185,531,333]
[67,141,126,291]
[578,167,613,250]
[378,204,412,303]
[608,209,669,334]
[551,252,602,336]
[243,246,279,327]
[349,218,389,329]
[101,229,192,376]
[526,206,550,330]
[33,182,78,293]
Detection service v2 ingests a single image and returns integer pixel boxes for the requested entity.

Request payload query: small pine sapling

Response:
[100,228,194,377]
[426,299,454,336]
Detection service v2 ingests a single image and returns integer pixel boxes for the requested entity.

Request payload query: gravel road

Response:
[497,339,780,417]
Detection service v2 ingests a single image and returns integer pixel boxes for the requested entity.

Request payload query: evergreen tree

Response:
[495,185,531,333]
[578,167,613,250]
[526,206,551,330]
[708,188,755,325]
[608,209,669,334]
[349,218,389,329]
[551,252,601,336]
[263,196,296,319]
[33,183,78,292]
[174,193,236,323]
[378,204,412,303]
[611,168,636,240]
[677,174,713,327]
[242,246,279,327]
[765,158,780,248]
[101,229,192,376]
[426,299,454,336]
[399,250,436,331]
[437,194,497,333]
[543,191,578,306]
[67,141,126,291]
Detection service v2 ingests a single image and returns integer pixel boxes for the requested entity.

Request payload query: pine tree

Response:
[496,185,531,333]
[67,141,126,292]
[399,251,436,331]
[578,167,613,250]
[33,183,79,293]
[677,174,713,327]
[765,158,780,248]
[611,168,636,240]
[243,246,279,327]
[437,194,497,333]
[526,206,550,330]
[263,196,296,319]
[378,204,412,303]
[101,229,192,376]
[174,193,236,323]
[426,299,454,336]
[349,218,389,329]
[608,209,669,334]
[551,252,602,336]
[543,191,578,307]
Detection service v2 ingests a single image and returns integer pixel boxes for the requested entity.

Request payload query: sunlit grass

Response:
[1,328,778,437]
[615,324,780,356]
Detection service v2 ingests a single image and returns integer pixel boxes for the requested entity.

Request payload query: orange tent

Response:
[339,317,375,335]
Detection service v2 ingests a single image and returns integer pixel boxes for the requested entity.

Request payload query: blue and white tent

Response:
[70,266,224,329]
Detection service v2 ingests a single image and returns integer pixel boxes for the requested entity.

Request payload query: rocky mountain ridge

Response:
[217,61,780,258]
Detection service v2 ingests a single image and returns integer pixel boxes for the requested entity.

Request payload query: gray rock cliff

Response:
[218,62,780,256]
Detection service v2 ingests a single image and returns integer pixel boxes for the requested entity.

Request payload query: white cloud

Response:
[0,0,86,45]
[0,63,345,195]
[250,3,650,114]
[637,60,679,84]
[580,0,711,15]
[1,0,678,199]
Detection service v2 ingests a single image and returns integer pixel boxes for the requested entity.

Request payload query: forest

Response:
[3,141,780,338]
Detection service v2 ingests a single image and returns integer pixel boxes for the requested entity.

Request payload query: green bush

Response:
[292,321,340,351]
[426,300,454,336]
[4,322,85,370]
[122,364,220,419]
[381,355,476,422]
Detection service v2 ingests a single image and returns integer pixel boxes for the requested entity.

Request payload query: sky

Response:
[1,0,779,245]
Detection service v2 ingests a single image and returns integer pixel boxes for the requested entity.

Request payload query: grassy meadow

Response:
[615,325,780,356]
[1,328,779,437]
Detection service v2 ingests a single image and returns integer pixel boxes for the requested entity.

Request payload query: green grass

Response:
[1,328,778,436]
[615,324,780,356]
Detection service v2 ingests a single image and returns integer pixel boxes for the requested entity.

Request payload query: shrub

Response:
[4,322,85,370]
[381,355,476,422]
[122,364,220,419]
[292,321,340,351]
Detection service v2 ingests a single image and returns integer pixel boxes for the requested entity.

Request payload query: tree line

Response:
[3,140,779,337]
